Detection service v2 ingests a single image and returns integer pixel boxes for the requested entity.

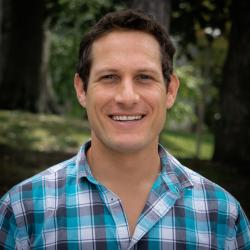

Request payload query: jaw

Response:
[91,129,158,155]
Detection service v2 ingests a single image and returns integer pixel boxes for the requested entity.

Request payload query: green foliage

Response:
[169,65,202,123]
[169,27,228,128]
[169,0,230,130]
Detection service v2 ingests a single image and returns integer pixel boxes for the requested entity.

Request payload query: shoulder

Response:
[165,150,241,220]
[182,164,237,202]
[177,162,245,231]
[181,165,250,245]
[1,155,77,208]
[0,156,76,248]
[163,149,250,248]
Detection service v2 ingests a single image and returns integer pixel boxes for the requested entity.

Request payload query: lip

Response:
[107,113,146,128]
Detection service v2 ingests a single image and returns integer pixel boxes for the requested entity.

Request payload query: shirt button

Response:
[107,194,116,202]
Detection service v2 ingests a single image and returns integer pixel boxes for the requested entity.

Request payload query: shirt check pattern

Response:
[0,141,250,249]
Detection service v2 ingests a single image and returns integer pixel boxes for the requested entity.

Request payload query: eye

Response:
[100,74,119,82]
[103,74,115,79]
[137,74,153,81]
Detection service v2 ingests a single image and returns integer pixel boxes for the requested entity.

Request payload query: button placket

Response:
[104,190,131,249]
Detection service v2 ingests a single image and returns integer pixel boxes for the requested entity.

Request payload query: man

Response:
[0,9,249,250]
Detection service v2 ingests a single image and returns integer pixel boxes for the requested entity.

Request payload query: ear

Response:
[74,73,86,107]
[166,74,180,109]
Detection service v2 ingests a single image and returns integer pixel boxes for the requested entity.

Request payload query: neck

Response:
[86,138,161,187]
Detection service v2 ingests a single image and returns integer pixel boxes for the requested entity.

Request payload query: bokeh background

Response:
[0,0,249,218]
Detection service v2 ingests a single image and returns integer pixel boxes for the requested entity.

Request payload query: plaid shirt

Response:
[0,141,250,249]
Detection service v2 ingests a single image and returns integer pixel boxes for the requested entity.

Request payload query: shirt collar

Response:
[76,140,99,185]
[76,141,193,191]
[158,144,193,193]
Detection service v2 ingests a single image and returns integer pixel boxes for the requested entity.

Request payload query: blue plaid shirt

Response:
[1,141,250,249]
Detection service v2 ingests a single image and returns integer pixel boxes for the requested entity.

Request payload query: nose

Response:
[114,79,140,106]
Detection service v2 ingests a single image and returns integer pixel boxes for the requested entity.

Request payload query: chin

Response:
[107,138,155,154]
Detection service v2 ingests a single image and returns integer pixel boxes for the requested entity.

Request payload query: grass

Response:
[160,130,213,160]
[0,110,90,153]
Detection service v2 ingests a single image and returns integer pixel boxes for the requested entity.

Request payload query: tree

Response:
[0,0,3,87]
[0,0,58,113]
[213,0,250,165]
[130,0,171,31]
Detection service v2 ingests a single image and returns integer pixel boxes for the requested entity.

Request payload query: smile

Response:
[110,115,144,121]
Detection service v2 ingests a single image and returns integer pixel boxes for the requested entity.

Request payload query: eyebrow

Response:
[94,68,119,74]
[136,68,159,74]
[94,67,160,75]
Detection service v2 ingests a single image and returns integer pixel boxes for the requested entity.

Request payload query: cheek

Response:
[144,91,167,110]
[85,93,110,120]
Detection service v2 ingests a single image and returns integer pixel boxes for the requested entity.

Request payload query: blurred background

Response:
[0,0,249,218]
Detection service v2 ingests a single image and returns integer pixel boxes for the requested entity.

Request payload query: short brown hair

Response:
[76,9,175,91]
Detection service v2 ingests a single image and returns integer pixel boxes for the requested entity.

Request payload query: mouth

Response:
[109,114,145,122]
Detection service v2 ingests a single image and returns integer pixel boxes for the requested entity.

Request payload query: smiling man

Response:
[1,9,250,250]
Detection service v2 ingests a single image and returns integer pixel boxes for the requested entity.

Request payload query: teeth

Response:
[112,115,143,121]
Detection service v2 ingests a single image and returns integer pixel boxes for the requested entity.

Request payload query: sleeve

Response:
[0,193,17,249]
[230,203,250,249]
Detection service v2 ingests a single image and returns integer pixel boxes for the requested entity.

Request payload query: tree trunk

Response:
[0,0,7,91]
[0,0,2,87]
[213,0,250,165]
[131,0,171,31]
[0,0,58,113]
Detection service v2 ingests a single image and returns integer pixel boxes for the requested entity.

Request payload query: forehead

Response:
[95,28,159,41]
[90,30,162,69]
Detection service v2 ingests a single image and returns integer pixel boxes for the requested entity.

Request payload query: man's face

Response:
[75,30,179,154]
